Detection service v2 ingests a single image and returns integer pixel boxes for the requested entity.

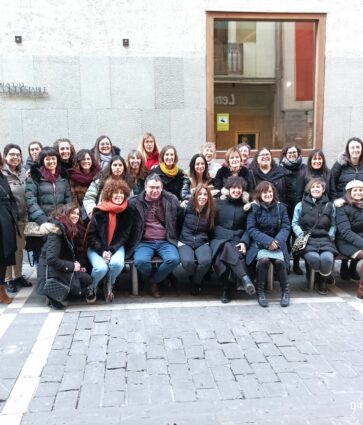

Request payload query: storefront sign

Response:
[215,94,235,105]
[217,113,229,131]
[0,82,48,97]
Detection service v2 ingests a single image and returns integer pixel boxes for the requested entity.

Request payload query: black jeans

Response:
[179,243,212,285]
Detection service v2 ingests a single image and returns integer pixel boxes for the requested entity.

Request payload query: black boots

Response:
[236,275,256,295]
[221,286,231,303]
[340,259,359,280]
[280,288,290,307]
[293,257,303,275]
[256,283,268,307]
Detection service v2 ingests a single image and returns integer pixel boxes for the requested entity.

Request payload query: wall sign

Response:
[217,113,229,131]
[0,82,48,97]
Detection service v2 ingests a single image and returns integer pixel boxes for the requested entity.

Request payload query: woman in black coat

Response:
[292,178,338,295]
[87,179,134,302]
[246,181,291,308]
[335,179,363,298]
[37,203,93,309]
[210,176,255,303]
[0,152,17,304]
[179,184,215,295]
[213,147,249,192]
[331,137,363,280]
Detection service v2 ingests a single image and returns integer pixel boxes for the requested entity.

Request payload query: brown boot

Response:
[0,285,12,304]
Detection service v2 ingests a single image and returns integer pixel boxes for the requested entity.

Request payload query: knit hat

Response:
[345,180,363,191]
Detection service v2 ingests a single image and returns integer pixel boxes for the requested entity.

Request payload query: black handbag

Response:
[43,266,71,302]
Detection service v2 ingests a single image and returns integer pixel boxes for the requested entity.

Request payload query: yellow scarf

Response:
[159,162,179,177]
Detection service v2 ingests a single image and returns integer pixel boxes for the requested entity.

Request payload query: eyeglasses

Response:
[8,153,21,157]
[287,151,298,155]
[258,153,271,157]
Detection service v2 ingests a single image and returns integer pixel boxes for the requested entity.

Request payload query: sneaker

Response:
[14,276,32,287]
[6,281,18,293]
[86,288,96,304]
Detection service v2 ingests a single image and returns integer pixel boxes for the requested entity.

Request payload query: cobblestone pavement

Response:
[0,264,363,425]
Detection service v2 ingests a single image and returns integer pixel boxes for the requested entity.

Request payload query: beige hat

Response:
[345,180,363,191]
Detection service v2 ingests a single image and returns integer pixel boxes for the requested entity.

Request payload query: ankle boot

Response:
[0,284,11,304]
[293,257,303,275]
[256,283,268,307]
[237,275,256,295]
[280,289,290,307]
[316,274,328,295]
[349,260,360,280]
[221,286,231,304]
[340,260,350,280]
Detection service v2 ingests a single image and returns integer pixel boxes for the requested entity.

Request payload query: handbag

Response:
[43,266,71,302]
[291,233,311,255]
[256,248,284,261]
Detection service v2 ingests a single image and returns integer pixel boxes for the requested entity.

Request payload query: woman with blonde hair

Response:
[139,132,160,171]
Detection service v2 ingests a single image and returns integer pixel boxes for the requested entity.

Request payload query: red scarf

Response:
[58,216,77,240]
[40,166,59,183]
[145,151,159,171]
[68,167,100,185]
[97,200,128,244]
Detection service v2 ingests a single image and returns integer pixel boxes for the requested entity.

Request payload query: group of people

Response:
[1,133,363,309]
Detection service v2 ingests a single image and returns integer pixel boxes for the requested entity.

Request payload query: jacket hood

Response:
[29,163,69,181]
[334,197,346,208]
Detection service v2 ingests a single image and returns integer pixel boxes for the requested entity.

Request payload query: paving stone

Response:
[172,380,197,402]
[221,343,244,359]
[57,322,77,335]
[302,378,331,395]
[146,344,166,359]
[127,371,149,385]
[146,358,168,375]
[53,390,78,410]
[230,358,254,375]
[168,363,190,379]
[331,361,358,378]
[73,329,91,342]
[236,374,265,398]
[59,371,84,391]
[127,353,146,371]
[106,352,126,369]
[84,362,105,384]
[89,335,108,348]
[41,365,65,383]
[205,349,228,366]
[149,374,173,404]
[184,345,204,359]
[105,368,126,392]
[87,347,107,363]
[251,363,279,383]
[291,363,317,379]
[251,331,272,343]
[269,333,295,346]
[215,329,235,343]
[305,355,334,373]
[78,383,103,408]
[126,343,146,355]
[52,335,73,350]
[34,382,60,398]
[167,349,187,364]
[257,342,281,357]
[279,346,306,362]
[65,355,87,372]
[262,382,288,397]
[45,349,69,365]
[196,328,215,339]
[196,388,221,401]
[102,390,125,407]
[188,359,209,374]
[107,337,127,354]
[294,340,319,355]
[29,396,55,412]
[244,347,267,363]
[278,372,311,397]
[211,365,235,382]
[76,317,94,330]
[69,341,89,356]
[235,335,258,350]
[92,322,110,336]
[192,371,216,389]
[164,337,183,350]
[267,356,294,374]
[216,380,241,400]
[180,332,201,346]
[94,312,111,323]
[126,383,150,405]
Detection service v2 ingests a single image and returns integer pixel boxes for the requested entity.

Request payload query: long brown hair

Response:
[191,183,216,229]
[51,202,80,238]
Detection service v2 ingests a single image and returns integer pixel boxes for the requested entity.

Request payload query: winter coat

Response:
[25,165,72,224]
[83,179,101,216]
[179,203,211,249]
[129,190,183,250]
[37,220,83,296]
[331,152,363,198]
[279,158,306,208]
[24,157,36,171]
[0,173,18,265]
[296,167,337,202]
[292,194,338,255]
[150,165,187,200]
[86,205,135,259]
[246,201,291,267]
[248,164,294,215]
[2,164,28,222]
[213,165,249,192]
[210,195,249,260]
[335,199,363,257]
[180,177,214,201]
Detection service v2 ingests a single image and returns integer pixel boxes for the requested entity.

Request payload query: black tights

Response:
[256,258,288,290]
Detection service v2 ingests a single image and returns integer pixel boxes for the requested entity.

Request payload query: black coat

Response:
[37,221,82,296]
[210,196,249,260]
[248,163,294,214]
[336,200,363,257]
[150,165,186,200]
[296,167,337,202]
[129,190,183,250]
[331,152,363,198]
[295,194,338,255]
[213,165,249,192]
[86,205,135,259]
[0,173,18,265]
[179,203,210,249]
[246,201,291,267]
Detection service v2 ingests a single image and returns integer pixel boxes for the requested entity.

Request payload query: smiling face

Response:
[163,148,176,168]
[111,160,124,176]
[129,155,141,170]
[228,152,241,170]
[29,143,41,161]
[194,157,206,175]
[261,186,274,204]
[80,153,92,172]
[58,141,71,161]
[5,148,21,170]
[98,138,112,155]
[257,150,272,168]
[310,182,324,199]
[239,146,250,162]
[311,154,323,170]
[69,208,80,224]
[229,185,243,199]
[202,146,215,163]
[285,146,299,162]
[348,141,362,163]
[196,188,208,207]
[43,155,58,173]
[351,187,363,202]
[145,179,163,200]
[144,137,155,154]
[111,190,125,205]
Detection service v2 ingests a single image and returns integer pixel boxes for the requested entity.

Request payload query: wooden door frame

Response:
[206,12,327,158]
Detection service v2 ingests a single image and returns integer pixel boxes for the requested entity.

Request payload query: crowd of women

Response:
[1,133,363,309]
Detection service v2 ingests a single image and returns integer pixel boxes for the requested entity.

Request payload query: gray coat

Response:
[2,164,27,222]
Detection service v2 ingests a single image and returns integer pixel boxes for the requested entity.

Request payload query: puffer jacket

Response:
[296,167,337,202]
[25,165,72,224]
[2,164,27,222]
[292,194,338,255]
[335,198,363,257]
[179,203,211,249]
[213,165,249,192]
[37,220,82,296]
[246,201,291,267]
[331,152,363,198]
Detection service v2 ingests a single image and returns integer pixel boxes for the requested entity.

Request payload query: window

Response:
[206,12,326,155]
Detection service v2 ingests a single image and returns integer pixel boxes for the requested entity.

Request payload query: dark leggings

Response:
[256,257,288,289]
[216,242,249,286]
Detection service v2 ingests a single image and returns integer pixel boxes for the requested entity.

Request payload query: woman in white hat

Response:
[335,179,363,298]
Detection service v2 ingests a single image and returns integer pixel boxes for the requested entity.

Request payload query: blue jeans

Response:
[304,251,334,275]
[134,241,180,284]
[87,246,125,289]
